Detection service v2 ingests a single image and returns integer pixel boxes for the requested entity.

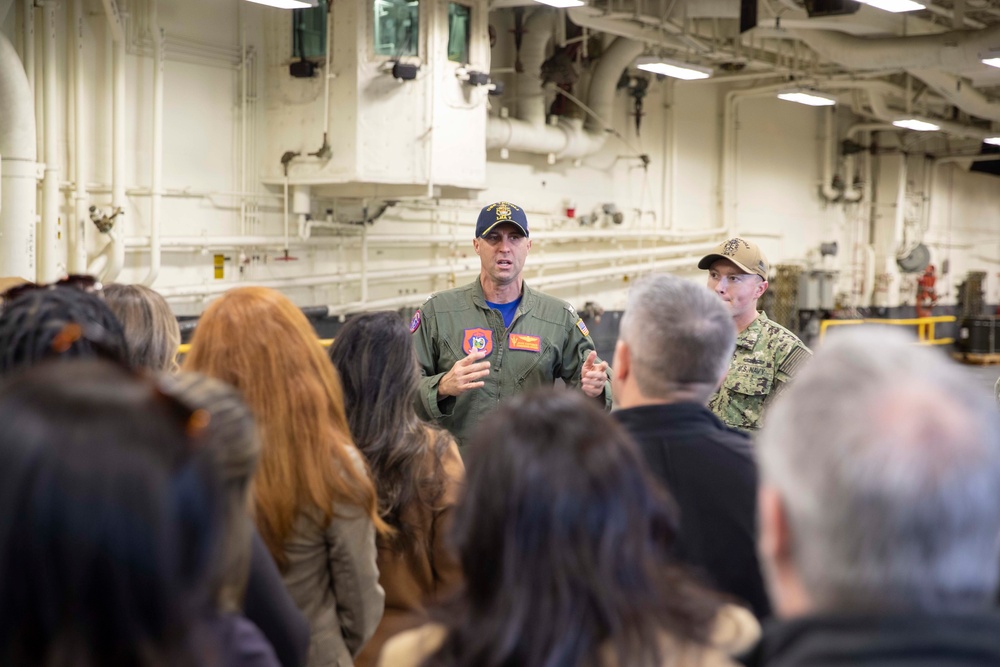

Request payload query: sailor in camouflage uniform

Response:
[698,238,811,433]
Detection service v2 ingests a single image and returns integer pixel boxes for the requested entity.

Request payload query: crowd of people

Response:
[0,202,999,667]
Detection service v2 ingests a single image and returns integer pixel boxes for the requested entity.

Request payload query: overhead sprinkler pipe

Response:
[0,30,38,280]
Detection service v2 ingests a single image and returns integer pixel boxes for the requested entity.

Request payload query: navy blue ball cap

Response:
[475,201,529,238]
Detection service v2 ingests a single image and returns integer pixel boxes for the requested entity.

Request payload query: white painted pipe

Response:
[517,9,555,126]
[907,68,1000,123]
[141,18,164,286]
[156,242,717,299]
[791,23,1000,73]
[101,20,128,282]
[0,29,38,280]
[820,106,842,202]
[22,0,34,94]
[70,0,88,274]
[39,2,60,282]
[488,37,642,158]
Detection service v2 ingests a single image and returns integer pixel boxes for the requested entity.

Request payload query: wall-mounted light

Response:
[777,88,837,107]
[636,56,712,80]
[981,50,1000,69]
[533,0,585,7]
[892,118,940,132]
[985,137,1000,146]
[244,0,317,8]
[857,0,925,11]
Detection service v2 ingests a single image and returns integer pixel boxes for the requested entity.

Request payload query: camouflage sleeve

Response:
[769,340,813,405]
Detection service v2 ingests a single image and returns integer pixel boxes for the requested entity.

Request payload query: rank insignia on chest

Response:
[462,328,494,356]
[508,333,541,352]
[576,319,590,336]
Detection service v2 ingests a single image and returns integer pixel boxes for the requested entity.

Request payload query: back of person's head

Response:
[426,389,719,667]
[183,286,383,565]
[0,359,221,666]
[0,286,128,377]
[618,274,736,402]
[329,311,448,550]
[104,283,181,372]
[160,371,260,612]
[758,327,1000,614]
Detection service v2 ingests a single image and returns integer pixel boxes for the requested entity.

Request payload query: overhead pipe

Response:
[0,30,38,280]
[70,0,88,274]
[39,2,60,282]
[566,6,709,53]
[906,68,1000,123]
[790,23,1000,73]
[141,11,164,286]
[487,36,644,158]
[110,0,128,283]
[157,241,718,301]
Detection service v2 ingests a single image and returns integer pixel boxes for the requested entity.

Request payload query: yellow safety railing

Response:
[176,338,334,356]
[818,315,956,346]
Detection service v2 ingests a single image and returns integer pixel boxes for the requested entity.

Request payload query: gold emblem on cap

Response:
[495,203,512,221]
[723,238,749,257]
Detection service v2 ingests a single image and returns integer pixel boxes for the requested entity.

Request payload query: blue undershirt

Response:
[486,297,521,329]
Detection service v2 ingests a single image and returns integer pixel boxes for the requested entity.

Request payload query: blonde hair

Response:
[104,283,181,372]
[183,287,385,566]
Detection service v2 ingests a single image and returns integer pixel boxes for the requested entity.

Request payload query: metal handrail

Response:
[818,315,956,346]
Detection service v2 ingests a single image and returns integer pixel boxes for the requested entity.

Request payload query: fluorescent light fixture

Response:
[982,50,1000,69]
[892,118,940,132]
[777,89,837,107]
[985,137,1000,146]
[244,0,315,8]
[857,0,925,11]
[636,56,712,81]
[533,0,585,7]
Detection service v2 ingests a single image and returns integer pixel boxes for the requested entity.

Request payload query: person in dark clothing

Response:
[748,327,1000,667]
[611,274,770,620]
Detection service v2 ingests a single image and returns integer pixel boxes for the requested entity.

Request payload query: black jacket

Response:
[742,613,1000,666]
[614,402,771,619]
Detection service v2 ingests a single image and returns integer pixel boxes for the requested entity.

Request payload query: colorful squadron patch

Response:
[462,328,494,356]
[576,319,590,336]
[409,310,422,333]
[508,333,541,352]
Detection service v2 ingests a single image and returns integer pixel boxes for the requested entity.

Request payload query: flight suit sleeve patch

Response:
[409,310,422,333]
[576,319,590,336]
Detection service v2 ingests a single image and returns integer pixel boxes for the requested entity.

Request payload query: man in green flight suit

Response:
[699,237,811,433]
[411,201,612,448]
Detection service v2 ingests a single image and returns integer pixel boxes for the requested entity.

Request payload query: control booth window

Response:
[447,3,471,64]
[374,0,419,57]
[292,0,329,60]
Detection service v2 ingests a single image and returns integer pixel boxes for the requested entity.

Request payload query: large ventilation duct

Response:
[0,31,37,280]
[906,68,1000,123]
[488,33,644,158]
[791,23,1000,72]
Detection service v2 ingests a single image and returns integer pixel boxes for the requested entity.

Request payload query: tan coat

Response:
[281,469,385,667]
[354,432,465,667]
[378,604,761,667]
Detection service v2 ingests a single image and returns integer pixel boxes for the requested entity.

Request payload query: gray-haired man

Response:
[612,274,770,618]
[746,327,1000,666]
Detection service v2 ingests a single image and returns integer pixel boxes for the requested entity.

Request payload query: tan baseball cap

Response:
[698,238,769,280]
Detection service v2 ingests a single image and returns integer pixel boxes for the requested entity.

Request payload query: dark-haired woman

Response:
[381,389,760,667]
[0,359,277,667]
[329,311,465,667]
